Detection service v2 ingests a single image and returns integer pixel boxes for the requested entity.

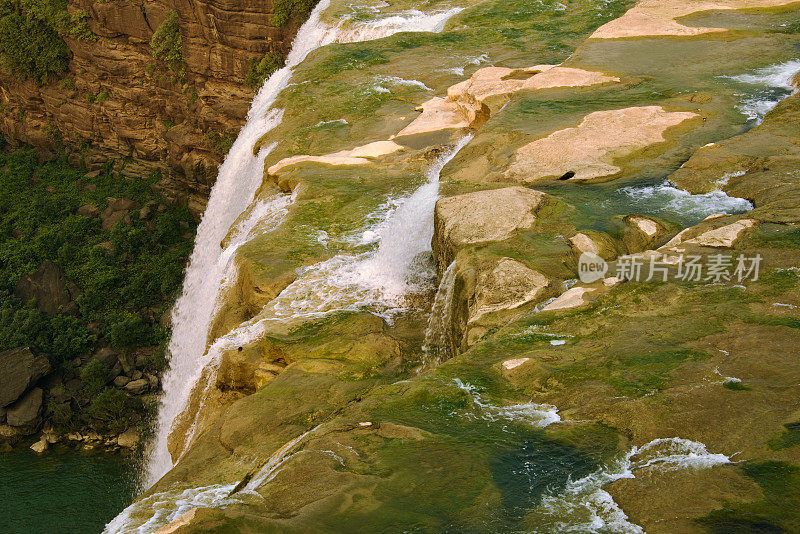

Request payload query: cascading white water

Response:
[421,260,458,366]
[144,0,468,490]
[258,135,474,321]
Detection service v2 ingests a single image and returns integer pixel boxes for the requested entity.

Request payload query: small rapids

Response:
[618,179,753,221]
[723,59,800,123]
[530,438,731,533]
[452,379,562,429]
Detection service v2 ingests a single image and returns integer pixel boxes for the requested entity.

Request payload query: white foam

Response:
[374,75,433,92]
[257,135,473,322]
[534,437,730,533]
[452,379,561,428]
[724,59,800,123]
[619,180,752,220]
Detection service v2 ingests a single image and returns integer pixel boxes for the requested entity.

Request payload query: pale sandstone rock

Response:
[396,66,617,139]
[684,219,756,248]
[30,437,48,453]
[267,141,403,175]
[506,106,698,183]
[470,258,550,323]
[117,428,139,448]
[627,216,661,238]
[542,287,598,311]
[570,233,602,255]
[155,508,198,534]
[604,276,623,287]
[433,187,551,270]
[590,0,798,40]
[502,358,531,370]
[393,97,471,139]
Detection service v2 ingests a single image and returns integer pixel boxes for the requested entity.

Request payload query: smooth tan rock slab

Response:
[685,219,756,248]
[541,286,598,311]
[506,106,698,183]
[395,65,617,139]
[502,358,531,370]
[590,0,799,39]
[470,258,550,323]
[435,187,547,248]
[267,141,404,175]
[447,65,619,113]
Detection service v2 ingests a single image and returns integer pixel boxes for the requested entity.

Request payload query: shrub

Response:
[87,388,143,432]
[245,52,285,88]
[80,358,108,396]
[105,311,163,347]
[151,11,183,73]
[0,11,69,84]
[271,0,316,27]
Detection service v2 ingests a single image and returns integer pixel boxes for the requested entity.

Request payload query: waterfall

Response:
[144,0,468,490]
[257,134,474,321]
[421,260,458,366]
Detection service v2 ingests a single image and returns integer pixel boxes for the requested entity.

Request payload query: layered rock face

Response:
[0,0,301,215]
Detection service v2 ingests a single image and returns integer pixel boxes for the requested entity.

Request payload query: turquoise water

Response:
[0,450,136,534]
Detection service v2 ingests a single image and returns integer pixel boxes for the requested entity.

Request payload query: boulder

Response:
[623,215,671,253]
[116,428,139,448]
[14,260,79,316]
[30,437,48,453]
[433,187,554,272]
[113,375,131,388]
[6,387,44,430]
[124,378,149,395]
[101,197,141,230]
[470,258,551,324]
[77,204,100,217]
[117,353,136,376]
[541,287,599,311]
[0,347,51,407]
[505,106,698,183]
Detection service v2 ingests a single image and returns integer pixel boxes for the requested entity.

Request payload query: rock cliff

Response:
[0,0,304,215]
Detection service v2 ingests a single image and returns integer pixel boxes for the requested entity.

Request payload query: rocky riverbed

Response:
[7,0,795,532]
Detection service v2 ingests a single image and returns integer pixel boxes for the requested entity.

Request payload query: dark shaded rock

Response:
[145,374,159,390]
[124,379,149,395]
[0,347,50,407]
[6,387,43,431]
[113,375,131,388]
[107,361,123,382]
[0,406,5,424]
[77,204,100,217]
[91,347,119,368]
[101,197,141,230]
[118,353,135,376]
[14,260,79,316]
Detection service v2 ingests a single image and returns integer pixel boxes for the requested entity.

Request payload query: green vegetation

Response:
[205,130,235,156]
[245,52,285,88]
[271,0,316,27]
[699,461,800,532]
[769,422,800,450]
[150,11,183,74]
[0,147,196,431]
[0,0,98,84]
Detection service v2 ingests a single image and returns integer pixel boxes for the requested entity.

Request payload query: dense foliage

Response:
[271,0,316,27]
[0,147,196,431]
[150,11,183,74]
[245,52,285,88]
[0,0,95,84]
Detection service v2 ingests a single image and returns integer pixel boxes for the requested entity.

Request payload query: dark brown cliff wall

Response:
[0,0,302,215]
